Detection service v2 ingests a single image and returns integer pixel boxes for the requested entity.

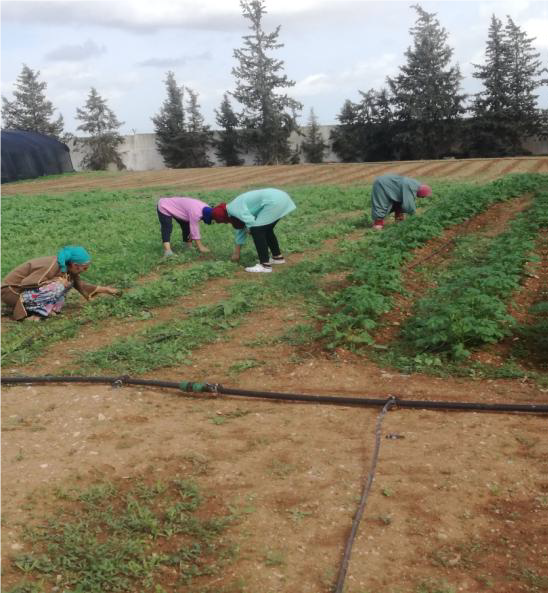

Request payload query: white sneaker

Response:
[268,257,286,264]
[245,263,272,273]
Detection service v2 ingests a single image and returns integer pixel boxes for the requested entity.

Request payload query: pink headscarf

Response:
[417,184,432,197]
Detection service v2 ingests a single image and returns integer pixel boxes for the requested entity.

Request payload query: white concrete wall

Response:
[522,135,548,155]
[68,126,340,171]
[68,126,546,172]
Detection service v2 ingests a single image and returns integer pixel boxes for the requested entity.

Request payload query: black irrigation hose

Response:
[2,375,547,592]
[2,375,548,414]
[334,396,396,593]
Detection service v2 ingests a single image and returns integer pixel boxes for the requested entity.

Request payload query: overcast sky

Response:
[2,0,547,135]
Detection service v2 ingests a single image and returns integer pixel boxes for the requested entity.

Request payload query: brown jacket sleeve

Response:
[72,275,99,299]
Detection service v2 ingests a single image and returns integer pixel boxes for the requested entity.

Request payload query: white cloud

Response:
[1,79,16,98]
[522,17,548,47]
[293,73,334,96]
[1,1,243,33]
[477,0,532,20]
[137,51,212,68]
[1,0,411,33]
[41,62,98,92]
[339,54,399,88]
[292,54,399,104]
[45,39,106,62]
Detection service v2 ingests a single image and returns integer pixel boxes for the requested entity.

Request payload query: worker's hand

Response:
[56,276,72,288]
[100,286,121,296]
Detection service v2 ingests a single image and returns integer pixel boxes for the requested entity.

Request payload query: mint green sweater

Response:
[227,188,296,245]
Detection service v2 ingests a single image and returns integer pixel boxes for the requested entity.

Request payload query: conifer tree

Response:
[387,5,465,159]
[468,15,513,156]
[301,108,327,163]
[153,72,212,168]
[357,88,395,161]
[1,64,65,140]
[330,99,363,162]
[75,87,125,170]
[504,16,542,152]
[232,0,302,165]
[469,15,542,155]
[214,93,244,166]
[152,71,186,168]
[180,89,213,168]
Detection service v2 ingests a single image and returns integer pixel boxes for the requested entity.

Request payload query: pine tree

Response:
[357,88,395,161]
[504,16,542,152]
[180,89,213,168]
[152,72,212,168]
[387,5,466,159]
[214,93,244,166]
[75,88,125,170]
[152,71,186,168]
[469,15,542,156]
[330,99,363,162]
[468,15,513,156]
[301,108,327,163]
[232,0,302,165]
[1,64,65,140]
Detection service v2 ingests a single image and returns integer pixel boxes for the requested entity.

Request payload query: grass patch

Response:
[5,477,238,593]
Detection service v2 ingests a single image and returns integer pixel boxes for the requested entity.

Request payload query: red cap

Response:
[211,203,230,223]
[417,184,432,197]
[211,202,245,229]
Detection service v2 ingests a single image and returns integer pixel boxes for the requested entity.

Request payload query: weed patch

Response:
[5,478,237,593]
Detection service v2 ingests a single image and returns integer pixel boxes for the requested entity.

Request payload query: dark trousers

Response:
[389,202,404,221]
[157,208,190,243]
[249,220,281,264]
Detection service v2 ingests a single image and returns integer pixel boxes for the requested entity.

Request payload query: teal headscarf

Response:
[57,246,91,272]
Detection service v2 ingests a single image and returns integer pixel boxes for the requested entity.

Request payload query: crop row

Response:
[401,188,546,360]
[319,173,548,350]
[2,195,364,367]
[75,251,345,374]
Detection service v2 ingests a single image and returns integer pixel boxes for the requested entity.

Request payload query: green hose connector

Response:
[179,381,209,393]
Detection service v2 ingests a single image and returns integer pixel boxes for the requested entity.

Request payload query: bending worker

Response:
[1,246,119,321]
[204,188,296,273]
[157,195,211,257]
[371,174,432,230]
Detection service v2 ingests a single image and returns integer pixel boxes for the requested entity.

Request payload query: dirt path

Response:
[2,369,546,592]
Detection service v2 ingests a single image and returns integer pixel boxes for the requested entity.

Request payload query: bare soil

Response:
[2,157,547,196]
[2,163,548,593]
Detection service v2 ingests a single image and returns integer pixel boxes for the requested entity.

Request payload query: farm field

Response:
[2,155,548,196]
[1,162,547,593]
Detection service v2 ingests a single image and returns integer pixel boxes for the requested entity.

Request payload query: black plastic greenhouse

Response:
[1,129,74,184]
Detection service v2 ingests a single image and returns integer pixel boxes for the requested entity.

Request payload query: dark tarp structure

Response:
[1,129,74,184]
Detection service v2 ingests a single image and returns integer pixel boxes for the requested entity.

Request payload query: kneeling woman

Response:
[1,246,119,321]
[204,188,296,273]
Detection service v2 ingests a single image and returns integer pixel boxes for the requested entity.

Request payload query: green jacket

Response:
[227,188,296,245]
[371,174,420,221]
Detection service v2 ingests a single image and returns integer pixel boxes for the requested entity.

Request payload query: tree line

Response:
[2,1,546,170]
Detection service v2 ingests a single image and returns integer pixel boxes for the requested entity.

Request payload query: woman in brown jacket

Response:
[1,245,119,321]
